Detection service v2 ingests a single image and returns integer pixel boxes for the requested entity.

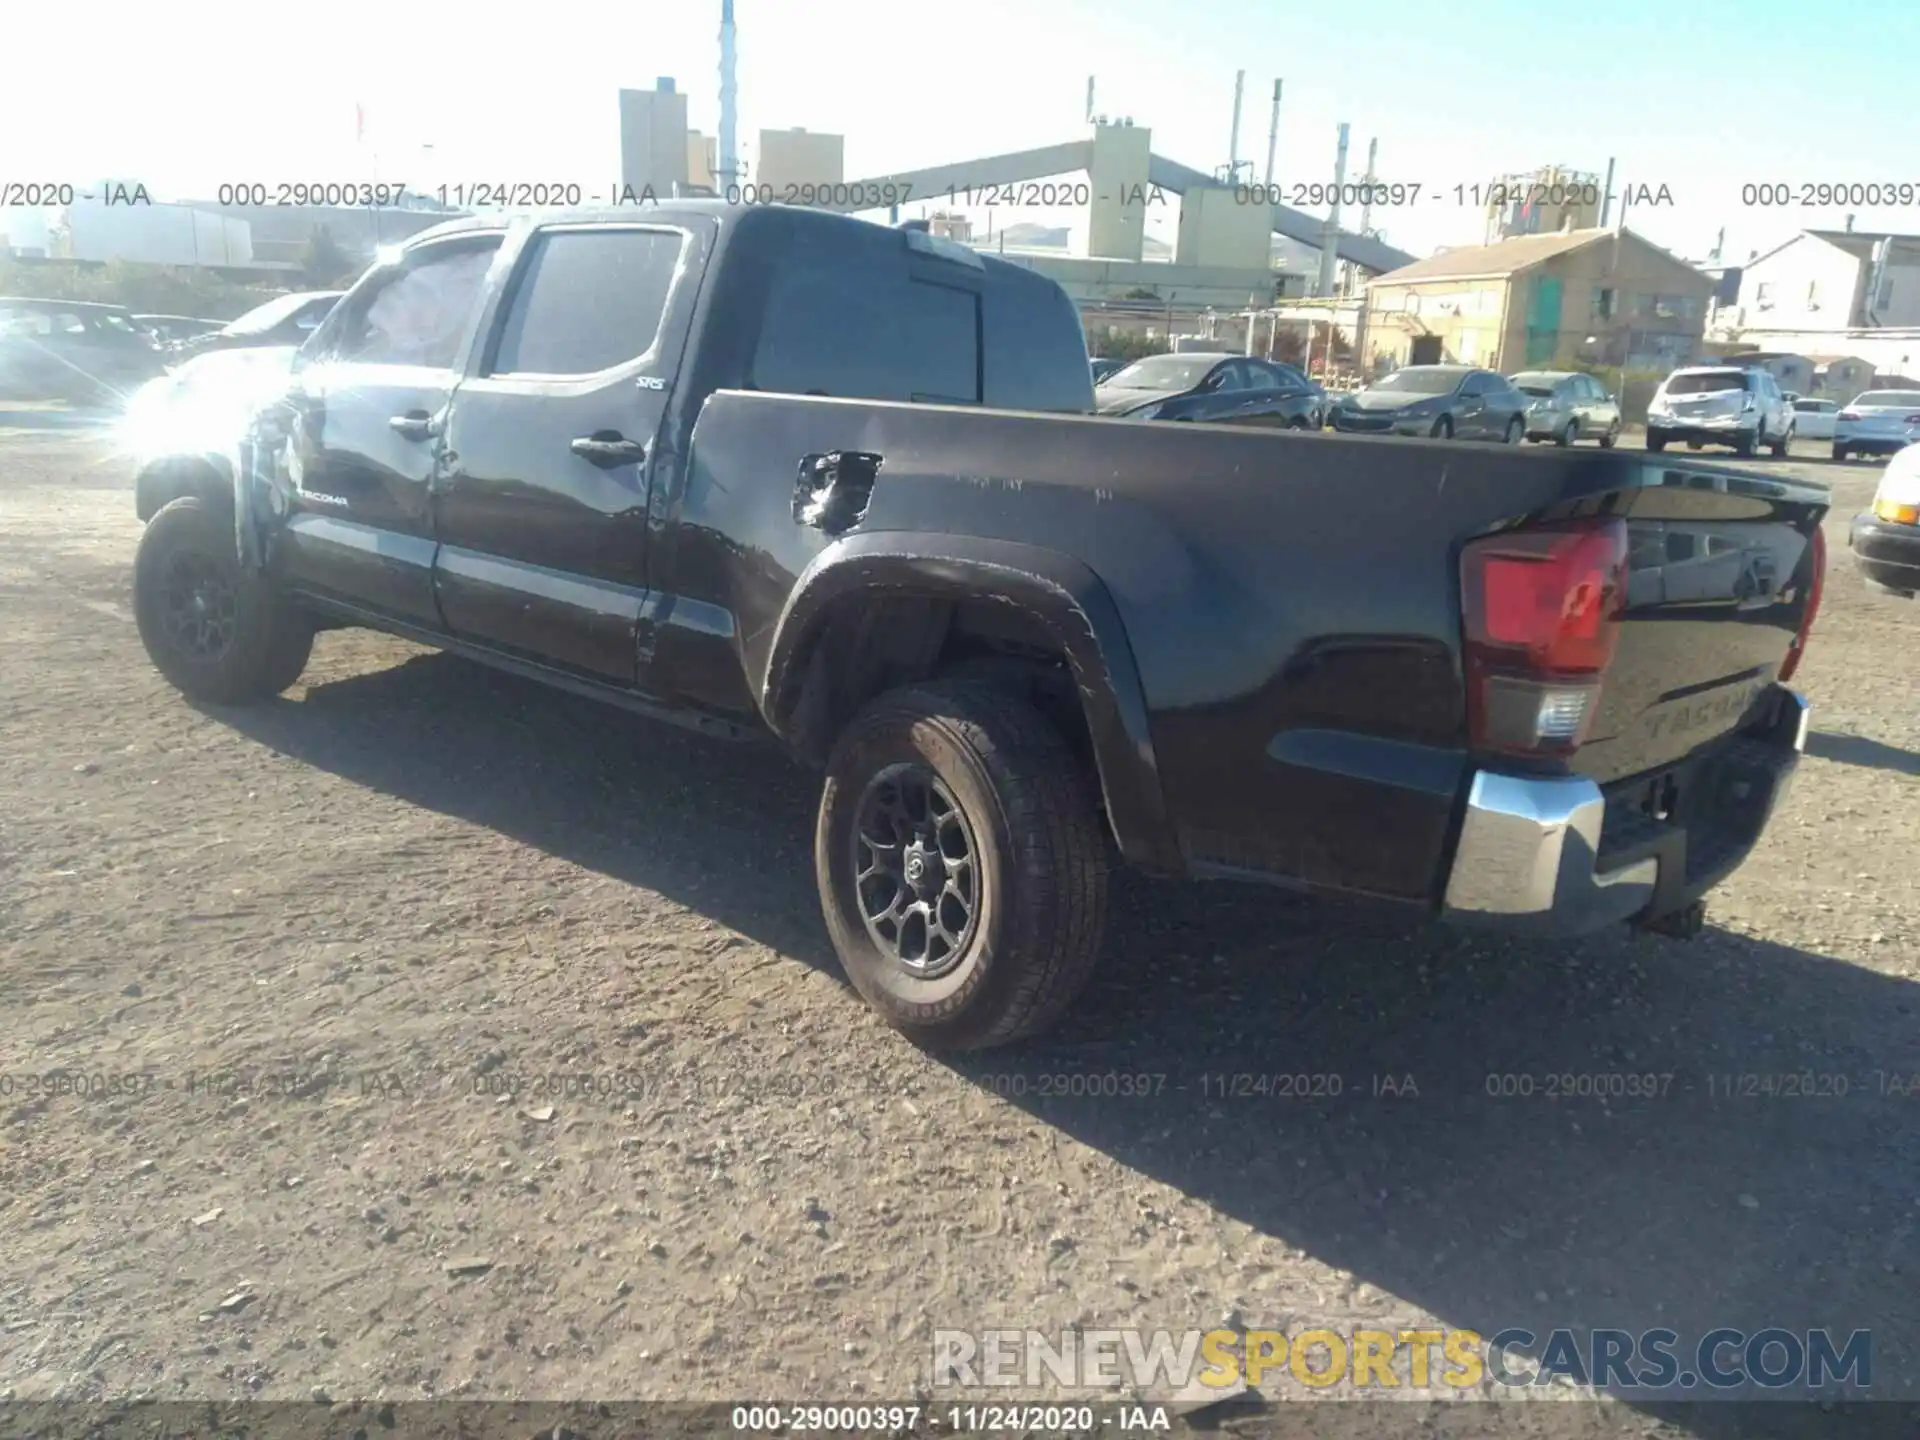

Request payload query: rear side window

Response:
[754,266,981,404]
[492,227,685,376]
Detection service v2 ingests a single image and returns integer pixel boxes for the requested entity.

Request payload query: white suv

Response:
[1646,366,1794,458]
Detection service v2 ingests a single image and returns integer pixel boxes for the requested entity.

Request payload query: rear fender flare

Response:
[762,532,1179,873]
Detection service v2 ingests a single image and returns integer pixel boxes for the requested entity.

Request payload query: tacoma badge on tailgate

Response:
[1643,681,1767,743]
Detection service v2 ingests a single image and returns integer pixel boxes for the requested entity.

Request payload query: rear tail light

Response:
[1904,414,1920,424]
[1460,517,1629,757]
[1839,410,1861,421]
[1777,524,1825,684]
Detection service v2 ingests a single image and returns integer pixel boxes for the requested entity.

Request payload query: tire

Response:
[1832,444,1849,462]
[1733,429,1755,458]
[1430,415,1453,440]
[133,497,314,704]
[1557,419,1578,447]
[1770,426,1791,458]
[1647,431,1667,453]
[816,679,1110,1051]
[1286,415,1309,431]
[1599,423,1618,449]
[1504,416,1525,445]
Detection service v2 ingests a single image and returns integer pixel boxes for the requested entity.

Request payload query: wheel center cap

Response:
[903,838,942,899]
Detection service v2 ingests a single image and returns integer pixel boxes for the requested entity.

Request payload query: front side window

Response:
[491,228,685,376]
[328,241,499,369]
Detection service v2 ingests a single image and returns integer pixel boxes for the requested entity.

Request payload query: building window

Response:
[1755,281,1773,308]
[1592,287,1616,321]
[1807,280,1820,310]
[1404,293,1420,316]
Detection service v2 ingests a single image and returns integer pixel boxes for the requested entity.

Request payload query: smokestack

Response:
[1866,236,1891,323]
[1845,213,1856,233]
[1599,156,1616,228]
[1357,137,1379,237]
[1228,70,1246,178]
[1263,80,1282,188]
[1317,122,1349,297]
[718,0,738,187]
[1086,75,1095,125]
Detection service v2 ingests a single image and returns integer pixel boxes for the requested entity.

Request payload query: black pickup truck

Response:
[130,201,1828,1050]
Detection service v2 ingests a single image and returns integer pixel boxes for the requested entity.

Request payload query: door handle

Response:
[570,432,649,466]
[792,450,882,534]
[390,410,438,440]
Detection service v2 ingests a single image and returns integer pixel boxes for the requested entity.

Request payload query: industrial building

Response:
[756,129,844,192]
[1361,226,1713,374]
[619,79,694,195]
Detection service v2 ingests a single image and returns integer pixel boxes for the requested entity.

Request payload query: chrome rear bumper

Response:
[1441,689,1807,934]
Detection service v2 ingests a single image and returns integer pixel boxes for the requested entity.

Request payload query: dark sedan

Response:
[171,290,344,361]
[0,296,169,404]
[1095,352,1326,428]
[1329,364,1529,443]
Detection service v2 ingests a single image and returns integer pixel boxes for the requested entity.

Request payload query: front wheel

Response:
[816,680,1110,1051]
[1599,423,1619,449]
[133,497,314,704]
[1430,415,1454,440]
[1770,426,1791,458]
[1733,429,1756,458]
[1504,416,1525,445]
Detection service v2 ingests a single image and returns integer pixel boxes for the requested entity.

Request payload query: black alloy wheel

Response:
[850,762,981,980]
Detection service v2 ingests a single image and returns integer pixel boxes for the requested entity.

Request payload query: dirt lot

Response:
[1,422,1916,1432]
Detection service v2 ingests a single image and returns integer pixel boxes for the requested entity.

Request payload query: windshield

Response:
[1664,370,1747,396]
[1372,368,1462,396]
[1852,391,1920,410]
[1103,355,1220,391]
[223,293,330,337]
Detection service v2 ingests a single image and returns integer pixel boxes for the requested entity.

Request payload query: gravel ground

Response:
[1,422,1916,1436]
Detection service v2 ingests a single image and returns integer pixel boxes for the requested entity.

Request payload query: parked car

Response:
[1328,364,1529,442]
[135,314,226,347]
[123,345,302,520]
[1850,441,1920,596]
[1507,370,1622,447]
[1646,366,1793,457]
[1089,356,1124,385]
[1790,396,1841,441]
[170,291,345,361]
[130,201,1825,1050]
[1831,389,1920,461]
[0,296,169,403]
[1094,352,1325,428]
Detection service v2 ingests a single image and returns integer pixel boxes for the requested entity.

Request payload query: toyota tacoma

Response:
[129,202,1828,1049]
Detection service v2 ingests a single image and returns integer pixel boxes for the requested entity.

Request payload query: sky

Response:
[6,0,1920,266]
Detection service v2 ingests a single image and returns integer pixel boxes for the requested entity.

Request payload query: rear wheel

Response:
[1733,429,1756,458]
[1832,443,1849,462]
[1647,431,1667,453]
[1770,425,1791,458]
[816,680,1110,1051]
[133,497,313,704]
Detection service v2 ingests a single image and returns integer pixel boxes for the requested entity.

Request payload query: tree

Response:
[1119,287,1162,301]
[301,225,354,287]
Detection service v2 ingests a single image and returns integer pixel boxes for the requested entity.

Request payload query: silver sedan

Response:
[1507,370,1623,447]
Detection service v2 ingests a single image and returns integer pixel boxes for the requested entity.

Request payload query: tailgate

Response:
[1570,461,1827,786]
